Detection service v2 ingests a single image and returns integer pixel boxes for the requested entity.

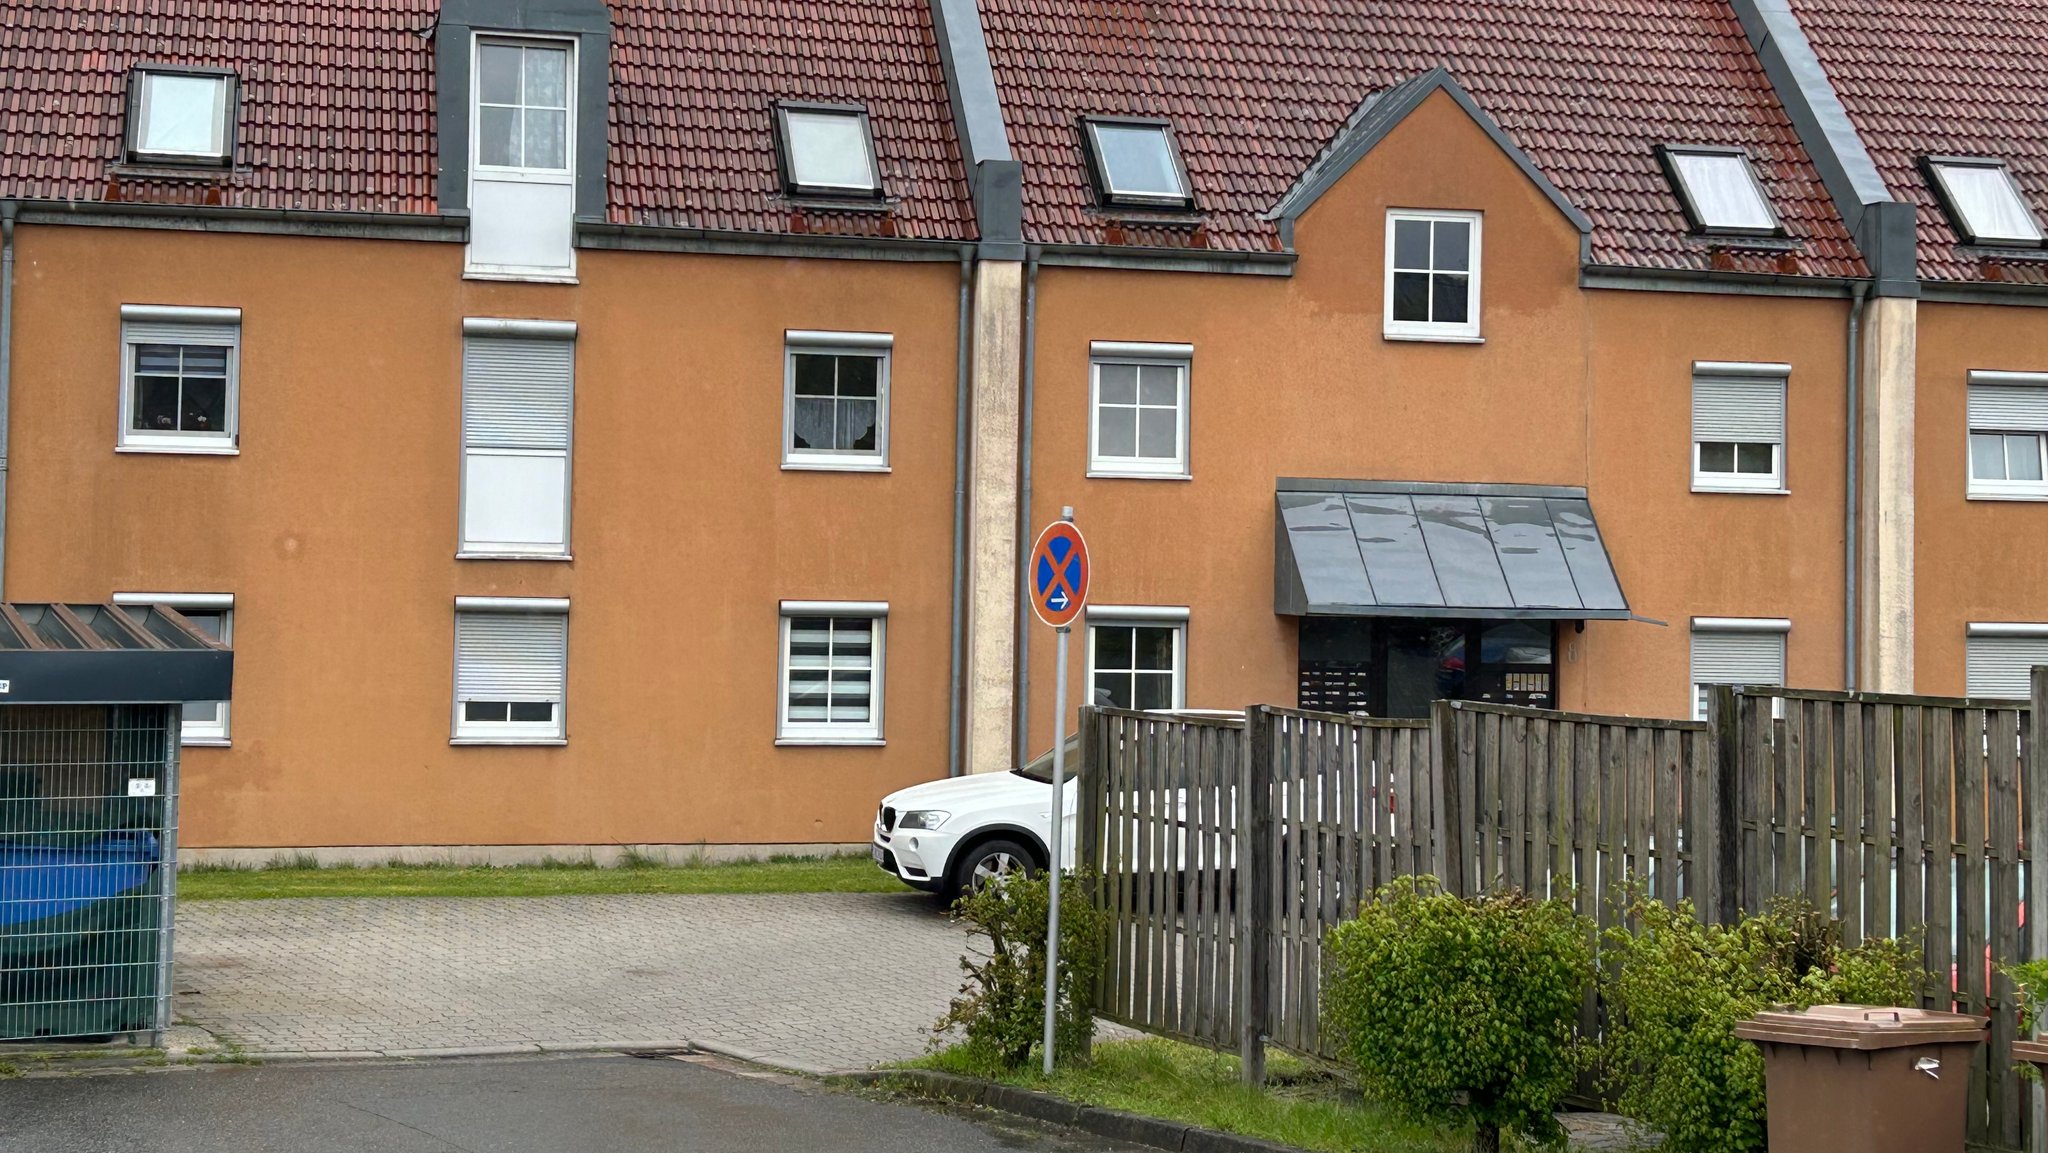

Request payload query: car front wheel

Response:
[946,837,1040,901]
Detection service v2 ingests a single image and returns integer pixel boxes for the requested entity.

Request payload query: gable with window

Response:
[1089,342,1190,478]
[467,35,577,278]
[113,592,232,744]
[1081,118,1193,210]
[461,319,575,556]
[1966,624,2048,698]
[774,104,881,198]
[453,598,568,743]
[1659,145,1779,235]
[778,602,886,743]
[1384,210,1480,341]
[1692,361,1788,492]
[1967,371,2048,499]
[784,332,890,469]
[1087,608,1187,712]
[1924,157,2043,247]
[1690,617,1788,720]
[126,66,235,165]
[119,305,239,453]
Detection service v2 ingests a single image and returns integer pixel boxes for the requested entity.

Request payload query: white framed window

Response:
[778,602,886,744]
[783,332,890,470]
[118,305,239,454]
[1925,158,2043,247]
[112,592,232,744]
[1385,210,1481,341]
[1692,361,1788,493]
[1086,607,1188,712]
[467,34,576,280]
[1081,118,1193,210]
[453,597,568,743]
[1089,341,1190,478]
[1967,371,2048,500]
[1690,617,1789,720]
[127,67,234,163]
[774,104,881,198]
[1661,146,1779,235]
[1966,624,2048,698]
[461,319,575,557]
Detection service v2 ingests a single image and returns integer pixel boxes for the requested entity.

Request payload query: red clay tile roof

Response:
[978,0,1865,277]
[0,0,975,239]
[608,0,973,240]
[1790,0,2048,285]
[0,0,440,215]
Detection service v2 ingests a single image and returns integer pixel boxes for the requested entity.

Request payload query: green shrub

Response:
[1600,895,1927,1153]
[1322,877,1594,1152]
[935,870,1110,1070]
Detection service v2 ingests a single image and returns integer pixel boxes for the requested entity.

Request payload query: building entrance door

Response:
[1297,618,1557,719]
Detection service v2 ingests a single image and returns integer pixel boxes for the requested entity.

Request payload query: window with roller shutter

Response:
[461,319,575,556]
[1965,625,2048,698]
[1692,362,1787,492]
[118,305,240,454]
[452,599,568,743]
[1690,619,1788,720]
[1966,371,2048,499]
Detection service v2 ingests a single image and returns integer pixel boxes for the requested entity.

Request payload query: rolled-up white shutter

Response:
[1965,634,2048,697]
[1967,385,2048,433]
[462,330,573,553]
[455,612,567,702]
[1690,630,1786,685]
[1693,373,1786,444]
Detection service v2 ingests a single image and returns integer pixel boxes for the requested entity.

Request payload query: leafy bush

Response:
[1600,895,1927,1153]
[1322,877,1594,1152]
[935,869,1110,1070]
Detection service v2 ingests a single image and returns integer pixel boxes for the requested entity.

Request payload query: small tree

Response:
[1323,877,1594,1152]
[934,870,1109,1071]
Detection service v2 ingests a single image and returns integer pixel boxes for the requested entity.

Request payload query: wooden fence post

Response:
[1710,685,1742,926]
[1240,705,1274,1086]
[1076,705,1106,1035]
[2029,668,2047,1153]
[1430,699,1465,896]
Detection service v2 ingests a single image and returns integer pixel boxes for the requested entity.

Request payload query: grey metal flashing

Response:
[1728,0,1915,296]
[1919,281,2048,308]
[435,0,612,223]
[575,221,965,262]
[1034,243,1296,276]
[928,0,1012,167]
[10,199,464,242]
[1580,264,1861,299]
[1277,478,1593,500]
[973,159,1025,259]
[1265,67,1592,247]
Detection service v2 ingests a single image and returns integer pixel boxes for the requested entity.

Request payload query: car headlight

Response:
[897,810,950,831]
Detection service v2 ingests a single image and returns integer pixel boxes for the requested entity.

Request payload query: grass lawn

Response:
[179,852,908,900]
[900,1037,1474,1153]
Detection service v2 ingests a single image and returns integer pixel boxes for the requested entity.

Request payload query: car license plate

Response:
[872,844,886,866]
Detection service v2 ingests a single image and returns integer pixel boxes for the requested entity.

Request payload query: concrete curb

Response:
[838,1069,1309,1153]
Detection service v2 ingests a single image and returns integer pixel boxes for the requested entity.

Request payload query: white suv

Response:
[871,737,1078,900]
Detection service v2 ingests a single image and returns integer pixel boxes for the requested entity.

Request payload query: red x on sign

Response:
[1029,520,1090,629]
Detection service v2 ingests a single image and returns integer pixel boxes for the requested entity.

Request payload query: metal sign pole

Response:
[1041,622,1070,1076]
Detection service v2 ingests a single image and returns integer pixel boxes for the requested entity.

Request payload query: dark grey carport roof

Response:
[1275,480,1631,620]
[0,604,232,704]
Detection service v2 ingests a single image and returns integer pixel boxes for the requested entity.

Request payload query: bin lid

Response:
[1733,1004,1989,1050]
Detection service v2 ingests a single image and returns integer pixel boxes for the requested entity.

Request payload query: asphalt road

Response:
[0,1053,1142,1153]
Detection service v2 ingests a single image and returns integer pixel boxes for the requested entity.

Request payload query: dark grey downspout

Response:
[1844,281,1867,690]
[947,245,973,777]
[1013,248,1040,765]
[0,203,15,601]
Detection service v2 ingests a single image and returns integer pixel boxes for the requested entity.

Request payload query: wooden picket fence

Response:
[1075,676,2047,1152]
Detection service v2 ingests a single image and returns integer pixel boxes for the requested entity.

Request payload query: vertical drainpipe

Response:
[0,203,16,602]
[1844,280,1867,691]
[948,245,974,776]
[1012,249,1040,766]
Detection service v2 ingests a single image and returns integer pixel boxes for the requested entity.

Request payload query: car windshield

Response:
[1012,733,1082,783]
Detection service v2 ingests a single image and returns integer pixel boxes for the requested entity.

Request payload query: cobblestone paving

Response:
[174,892,966,1072]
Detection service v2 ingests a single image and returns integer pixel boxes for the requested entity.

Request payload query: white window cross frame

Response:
[471,35,575,181]
[1088,342,1191,479]
[117,304,241,455]
[777,601,887,745]
[782,331,892,471]
[1384,209,1481,342]
[113,592,233,744]
[1084,606,1189,713]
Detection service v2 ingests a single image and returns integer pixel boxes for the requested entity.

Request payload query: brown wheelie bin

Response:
[1733,1004,1988,1153]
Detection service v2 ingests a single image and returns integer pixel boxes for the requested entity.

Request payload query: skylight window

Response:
[1660,146,1778,235]
[1083,118,1194,210]
[775,105,880,198]
[127,67,235,164]
[1925,158,2043,247]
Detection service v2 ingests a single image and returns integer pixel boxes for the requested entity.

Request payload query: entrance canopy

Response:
[1275,480,1631,620]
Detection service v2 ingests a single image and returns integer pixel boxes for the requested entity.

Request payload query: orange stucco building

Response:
[1,0,2042,859]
